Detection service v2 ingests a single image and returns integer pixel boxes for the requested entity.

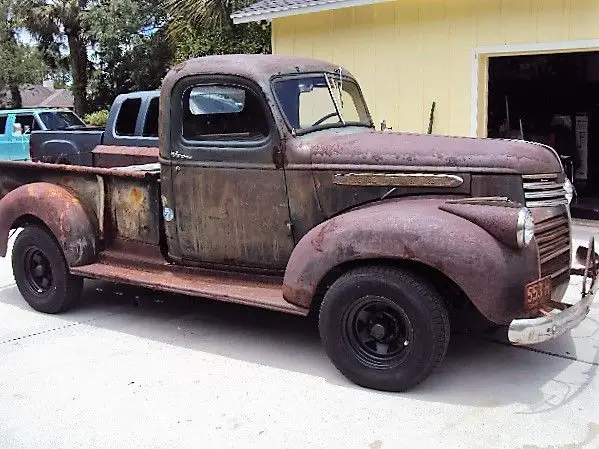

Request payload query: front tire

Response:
[319,266,450,392]
[12,225,83,314]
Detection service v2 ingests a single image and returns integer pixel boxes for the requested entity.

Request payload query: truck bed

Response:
[0,160,162,250]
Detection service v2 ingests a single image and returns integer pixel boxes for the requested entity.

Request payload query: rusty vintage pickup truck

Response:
[0,55,596,392]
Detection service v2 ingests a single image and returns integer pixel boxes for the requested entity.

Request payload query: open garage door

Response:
[487,51,599,219]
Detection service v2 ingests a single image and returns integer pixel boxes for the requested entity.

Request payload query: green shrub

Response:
[83,109,109,127]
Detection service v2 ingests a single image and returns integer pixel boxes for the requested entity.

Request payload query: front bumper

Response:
[508,238,597,345]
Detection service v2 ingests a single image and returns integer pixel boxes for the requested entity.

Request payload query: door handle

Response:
[175,166,181,173]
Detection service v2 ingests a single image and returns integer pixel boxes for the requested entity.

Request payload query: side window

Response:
[0,116,7,134]
[182,84,269,141]
[115,98,141,136]
[15,115,35,134]
[142,97,159,137]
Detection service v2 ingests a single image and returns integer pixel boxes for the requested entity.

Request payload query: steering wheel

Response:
[312,112,339,127]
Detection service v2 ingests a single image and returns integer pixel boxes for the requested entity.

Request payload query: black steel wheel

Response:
[344,296,414,369]
[319,266,450,392]
[12,225,83,314]
[23,248,54,294]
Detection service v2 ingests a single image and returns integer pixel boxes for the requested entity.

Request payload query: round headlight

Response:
[564,177,575,204]
[517,207,534,248]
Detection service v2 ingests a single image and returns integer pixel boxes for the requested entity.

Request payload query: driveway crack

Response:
[0,311,122,346]
[480,334,599,366]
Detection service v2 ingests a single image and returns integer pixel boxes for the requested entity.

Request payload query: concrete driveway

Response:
[1,225,598,449]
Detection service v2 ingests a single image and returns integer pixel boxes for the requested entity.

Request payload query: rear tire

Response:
[12,225,83,314]
[319,266,450,392]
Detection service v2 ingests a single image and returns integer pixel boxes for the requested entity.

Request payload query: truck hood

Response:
[306,130,562,174]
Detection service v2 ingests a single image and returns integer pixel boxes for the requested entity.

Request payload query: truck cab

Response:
[0,55,595,393]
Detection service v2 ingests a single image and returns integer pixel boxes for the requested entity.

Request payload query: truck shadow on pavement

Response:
[1,279,597,410]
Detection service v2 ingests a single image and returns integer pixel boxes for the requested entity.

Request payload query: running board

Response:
[71,261,308,316]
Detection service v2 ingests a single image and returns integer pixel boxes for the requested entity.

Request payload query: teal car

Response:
[0,108,87,161]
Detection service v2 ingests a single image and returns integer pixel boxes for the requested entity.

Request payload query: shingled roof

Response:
[0,84,74,109]
[231,0,382,23]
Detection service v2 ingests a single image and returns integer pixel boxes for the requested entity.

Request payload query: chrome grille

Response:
[522,174,568,208]
[535,214,571,285]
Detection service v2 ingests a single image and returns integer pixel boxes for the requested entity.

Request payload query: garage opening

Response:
[487,51,599,219]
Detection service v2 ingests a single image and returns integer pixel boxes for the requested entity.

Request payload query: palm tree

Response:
[162,0,250,37]
[16,0,90,114]
[161,0,270,60]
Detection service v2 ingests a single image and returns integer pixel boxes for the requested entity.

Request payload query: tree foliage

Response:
[83,108,109,126]
[0,0,49,108]
[16,0,91,114]
[4,0,271,114]
[173,22,270,62]
[86,0,174,111]
[162,0,271,62]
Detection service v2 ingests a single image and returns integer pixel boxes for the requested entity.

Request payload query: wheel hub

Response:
[344,296,415,369]
[369,323,387,340]
[33,264,45,277]
[24,248,53,294]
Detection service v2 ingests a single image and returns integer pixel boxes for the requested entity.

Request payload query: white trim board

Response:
[231,0,390,23]
[470,39,599,137]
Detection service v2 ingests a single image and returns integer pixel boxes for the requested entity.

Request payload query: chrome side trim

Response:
[333,172,464,188]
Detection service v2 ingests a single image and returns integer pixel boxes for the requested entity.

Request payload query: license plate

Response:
[525,276,552,314]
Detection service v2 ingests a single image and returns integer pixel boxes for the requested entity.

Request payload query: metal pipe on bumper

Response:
[508,238,598,345]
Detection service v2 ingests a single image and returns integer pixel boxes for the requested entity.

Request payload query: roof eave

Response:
[231,0,382,24]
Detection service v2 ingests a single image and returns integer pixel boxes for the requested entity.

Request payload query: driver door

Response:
[166,76,294,271]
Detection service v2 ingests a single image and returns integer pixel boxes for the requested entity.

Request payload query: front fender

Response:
[0,182,98,266]
[283,198,540,325]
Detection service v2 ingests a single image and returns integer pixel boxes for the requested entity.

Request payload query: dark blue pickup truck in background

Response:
[30,91,160,166]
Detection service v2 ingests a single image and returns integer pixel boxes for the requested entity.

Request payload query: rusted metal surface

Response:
[0,160,159,180]
[0,166,104,238]
[99,238,167,268]
[105,177,161,245]
[71,255,308,316]
[159,55,353,160]
[470,174,525,203]
[311,170,470,219]
[283,197,540,325]
[332,173,464,188]
[285,170,326,243]
[305,131,562,175]
[439,200,523,249]
[0,159,162,257]
[171,166,294,270]
[0,183,98,266]
[529,207,572,297]
[92,145,158,168]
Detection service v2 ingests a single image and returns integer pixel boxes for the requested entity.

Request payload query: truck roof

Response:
[162,54,352,91]
[114,90,159,101]
[0,108,72,116]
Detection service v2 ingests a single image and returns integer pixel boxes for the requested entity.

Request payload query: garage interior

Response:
[487,50,599,220]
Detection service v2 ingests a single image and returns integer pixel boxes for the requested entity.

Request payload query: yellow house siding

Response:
[272,0,599,137]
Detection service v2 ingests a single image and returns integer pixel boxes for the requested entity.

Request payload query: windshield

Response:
[38,111,86,130]
[272,73,372,134]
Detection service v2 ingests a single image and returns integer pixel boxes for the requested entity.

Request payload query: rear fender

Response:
[283,198,540,325]
[0,182,98,266]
